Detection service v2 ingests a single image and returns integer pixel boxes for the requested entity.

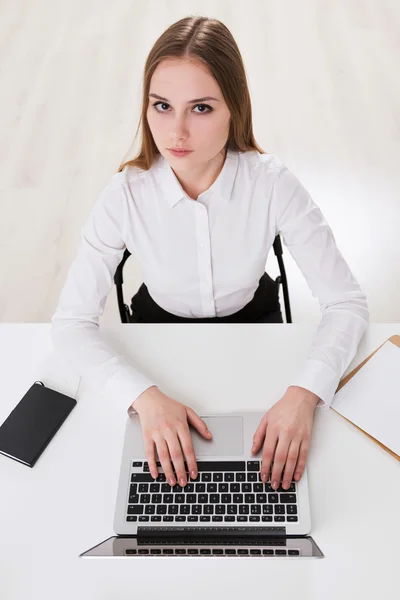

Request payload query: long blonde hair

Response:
[116,15,266,173]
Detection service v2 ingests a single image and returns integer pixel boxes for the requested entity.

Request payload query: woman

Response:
[51,16,369,493]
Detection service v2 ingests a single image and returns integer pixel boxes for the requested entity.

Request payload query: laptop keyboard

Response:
[126,460,299,524]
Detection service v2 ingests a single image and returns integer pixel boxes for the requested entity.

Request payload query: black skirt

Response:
[130,272,283,323]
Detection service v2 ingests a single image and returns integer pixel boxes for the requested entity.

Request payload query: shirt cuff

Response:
[102,364,158,415]
[289,358,341,411]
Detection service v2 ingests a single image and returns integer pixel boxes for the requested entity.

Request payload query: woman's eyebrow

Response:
[149,93,220,103]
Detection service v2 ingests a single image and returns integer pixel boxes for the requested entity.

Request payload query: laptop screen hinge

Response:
[137,525,286,539]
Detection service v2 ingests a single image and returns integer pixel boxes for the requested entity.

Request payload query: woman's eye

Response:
[152,102,212,114]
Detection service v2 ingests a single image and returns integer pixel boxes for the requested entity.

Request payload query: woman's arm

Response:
[51,175,157,415]
[271,164,370,409]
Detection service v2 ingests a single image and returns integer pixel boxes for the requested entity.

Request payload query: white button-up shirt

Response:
[51,149,369,414]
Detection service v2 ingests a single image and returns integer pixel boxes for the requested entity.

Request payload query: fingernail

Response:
[191,470,197,479]
[169,477,175,486]
[262,473,267,483]
[272,480,278,490]
[180,477,186,486]
[207,430,212,437]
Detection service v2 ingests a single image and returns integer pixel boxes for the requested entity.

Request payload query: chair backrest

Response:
[114,235,292,323]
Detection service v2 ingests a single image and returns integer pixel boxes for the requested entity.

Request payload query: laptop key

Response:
[248,473,257,481]
[138,515,149,521]
[275,505,285,514]
[151,516,161,521]
[287,505,297,514]
[212,516,223,521]
[256,494,267,503]
[233,494,243,503]
[236,473,246,482]
[128,494,139,504]
[126,516,137,521]
[176,516,186,522]
[242,483,251,493]
[213,473,223,482]
[188,516,198,521]
[138,484,148,493]
[251,505,261,514]
[239,505,249,514]
[132,461,143,467]
[168,505,178,514]
[180,505,190,514]
[274,516,285,522]
[201,473,212,482]
[151,494,162,503]
[230,483,240,492]
[192,505,202,514]
[197,461,245,471]
[253,484,263,493]
[145,505,155,514]
[244,494,255,503]
[224,473,234,481]
[128,504,143,515]
[215,505,225,514]
[250,516,260,522]
[218,483,229,492]
[268,493,278,503]
[198,494,208,503]
[262,516,273,522]
[224,516,235,521]
[150,484,160,492]
[280,494,297,503]
[247,461,260,471]
[195,483,206,492]
[204,505,214,515]
[163,494,174,503]
[237,516,247,522]
[287,516,298,522]
[263,505,273,514]
[200,516,211,521]
[140,494,151,503]
[156,505,167,514]
[186,494,196,503]
[131,474,153,482]
[227,505,237,514]
[210,494,220,503]
[163,516,173,521]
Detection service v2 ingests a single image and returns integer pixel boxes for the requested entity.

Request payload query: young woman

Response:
[51,16,369,492]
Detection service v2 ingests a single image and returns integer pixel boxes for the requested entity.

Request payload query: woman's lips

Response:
[169,149,193,157]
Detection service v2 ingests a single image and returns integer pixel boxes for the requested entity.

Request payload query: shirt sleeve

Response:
[271,164,370,410]
[51,175,157,415]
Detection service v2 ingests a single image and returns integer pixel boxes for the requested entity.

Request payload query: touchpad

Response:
[189,416,243,457]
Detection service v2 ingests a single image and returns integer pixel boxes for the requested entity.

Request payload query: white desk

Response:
[0,323,399,599]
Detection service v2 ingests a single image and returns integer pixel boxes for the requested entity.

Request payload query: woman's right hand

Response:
[131,386,213,487]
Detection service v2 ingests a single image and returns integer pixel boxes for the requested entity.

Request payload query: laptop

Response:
[80,411,324,558]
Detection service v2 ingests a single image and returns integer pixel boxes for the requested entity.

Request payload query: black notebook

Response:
[0,381,77,468]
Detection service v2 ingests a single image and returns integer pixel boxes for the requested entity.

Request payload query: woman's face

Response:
[146,58,231,170]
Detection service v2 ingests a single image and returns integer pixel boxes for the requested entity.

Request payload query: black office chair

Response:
[114,235,292,323]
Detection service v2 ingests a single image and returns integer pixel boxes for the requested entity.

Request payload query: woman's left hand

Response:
[251,386,320,491]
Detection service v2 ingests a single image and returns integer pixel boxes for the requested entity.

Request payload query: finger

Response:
[153,434,176,486]
[143,433,158,479]
[281,439,301,489]
[270,435,291,490]
[164,429,188,487]
[186,406,212,439]
[293,438,310,482]
[176,423,198,480]
[251,414,268,454]
[260,426,279,483]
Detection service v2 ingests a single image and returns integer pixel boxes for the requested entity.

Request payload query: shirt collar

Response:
[155,149,239,208]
